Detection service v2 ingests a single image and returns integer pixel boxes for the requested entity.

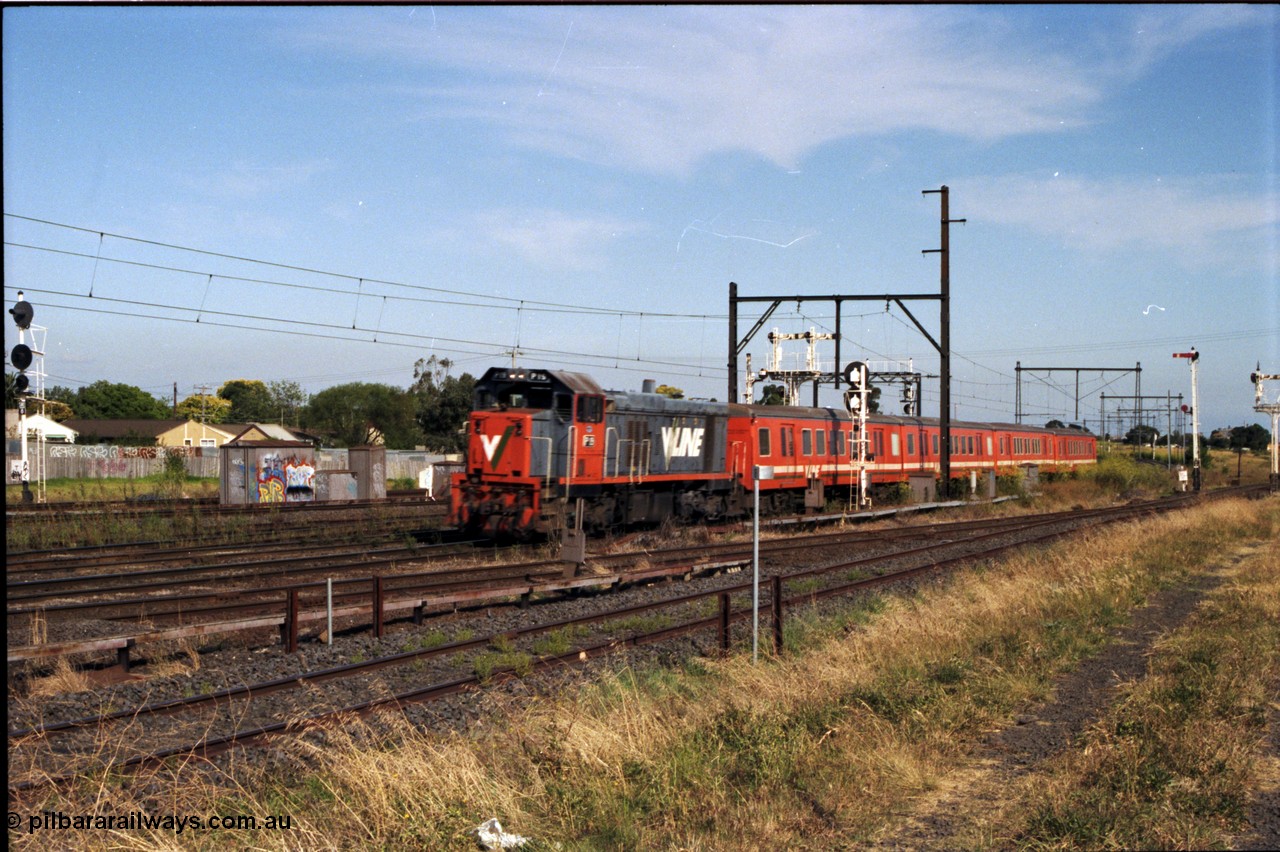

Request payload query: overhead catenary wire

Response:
[13,286,724,381]
[4,214,726,321]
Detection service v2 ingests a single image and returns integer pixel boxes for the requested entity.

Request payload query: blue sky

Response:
[4,5,1277,434]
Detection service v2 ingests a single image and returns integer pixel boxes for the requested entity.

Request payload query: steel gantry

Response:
[726,186,964,495]
[1015,362,1141,426]
[1251,364,1280,490]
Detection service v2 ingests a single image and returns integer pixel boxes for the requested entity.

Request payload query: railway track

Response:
[13,489,1256,797]
[5,492,447,552]
[4,503,1140,643]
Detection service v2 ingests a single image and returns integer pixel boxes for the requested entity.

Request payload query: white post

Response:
[751,465,773,664]
[753,475,759,664]
[1190,355,1201,491]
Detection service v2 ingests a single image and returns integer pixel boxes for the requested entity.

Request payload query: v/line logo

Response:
[480,425,516,470]
[660,426,705,463]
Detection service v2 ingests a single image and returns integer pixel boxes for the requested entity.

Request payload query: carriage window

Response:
[932,434,939,455]
[758,428,771,456]
[816,430,826,456]
[801,429,813,456]
[835,430,846,456]
[890,433,900,457]
[576,395,603,424]
[987,437,993,455]
[906,433,915,456]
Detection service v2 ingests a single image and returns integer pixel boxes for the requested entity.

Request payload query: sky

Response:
[4,4,1277,435]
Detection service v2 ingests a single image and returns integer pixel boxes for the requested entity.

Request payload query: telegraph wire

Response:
[4,215,727,321]
[15,287,724,381]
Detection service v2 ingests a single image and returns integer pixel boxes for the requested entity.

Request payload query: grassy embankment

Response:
[8,457,1278,850]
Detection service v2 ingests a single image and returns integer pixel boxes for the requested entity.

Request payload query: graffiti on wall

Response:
[256,453,315,503]
[47,445,205,459]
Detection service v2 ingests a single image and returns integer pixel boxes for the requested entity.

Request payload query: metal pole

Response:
[728,281,739,404]
[753,474,760,664]
[938,188,952,497]
[327,578,333,646]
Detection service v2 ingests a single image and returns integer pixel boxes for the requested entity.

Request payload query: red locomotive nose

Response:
[470,413,529,479]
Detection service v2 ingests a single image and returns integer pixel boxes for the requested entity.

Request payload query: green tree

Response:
[4,371,24,410]
[410,356,475,454]
[1229,423,1270,452]
[176,393,232,423]
[218,379,275,423]
[267,379,307,427]
[758,384,786,405]
[1124,424,1159,445]
[654,384,684,399]
[72,381,171,419]
[303,382,421,448]
[39,399,76,422]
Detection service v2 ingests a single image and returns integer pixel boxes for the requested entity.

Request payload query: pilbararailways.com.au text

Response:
[12,810,292,835]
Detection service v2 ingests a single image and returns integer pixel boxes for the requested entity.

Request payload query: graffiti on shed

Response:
[257,453,315,503]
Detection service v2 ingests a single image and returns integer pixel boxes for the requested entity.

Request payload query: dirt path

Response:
[868,541,1278,851]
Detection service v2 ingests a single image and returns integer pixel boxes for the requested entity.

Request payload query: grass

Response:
[1013,539,1280,849]
[8,492,1277,850]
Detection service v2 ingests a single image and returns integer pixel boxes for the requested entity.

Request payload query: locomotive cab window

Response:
[576,394,604,424]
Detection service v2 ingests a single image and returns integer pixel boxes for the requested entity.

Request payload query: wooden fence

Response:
[5,446,459,487]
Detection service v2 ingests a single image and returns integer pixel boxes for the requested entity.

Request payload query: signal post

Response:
[1251,365,1280,491]
[9,292,39,502]
[1172,349,1200,491]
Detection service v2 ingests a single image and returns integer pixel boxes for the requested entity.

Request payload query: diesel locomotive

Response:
[449,366,1097,537]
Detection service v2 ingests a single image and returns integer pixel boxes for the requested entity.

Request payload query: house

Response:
[62,419,308,448]
[61,418,187,446]
[4,410,79,443]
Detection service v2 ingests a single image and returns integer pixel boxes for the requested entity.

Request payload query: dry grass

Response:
[9,496,1277,850]
[26,657,95,699]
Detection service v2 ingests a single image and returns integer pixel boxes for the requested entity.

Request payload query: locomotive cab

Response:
[451,367,607,537]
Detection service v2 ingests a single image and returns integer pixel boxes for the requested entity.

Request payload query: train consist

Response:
[449,367,1097,537]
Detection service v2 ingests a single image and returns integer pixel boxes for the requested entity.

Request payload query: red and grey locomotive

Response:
[449,366,1096,537]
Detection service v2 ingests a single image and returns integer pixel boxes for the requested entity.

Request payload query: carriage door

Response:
[574,394,606,483]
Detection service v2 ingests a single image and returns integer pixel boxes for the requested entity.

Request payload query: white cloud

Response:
[963,173,1279,272]
[473,209,646,271]
[177,158,333,200]
[288,7,1113,175]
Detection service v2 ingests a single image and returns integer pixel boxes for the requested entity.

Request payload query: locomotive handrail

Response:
[566,425,576,493]
[616,439,635,481]
[605,427,619,478]
[530,436,554,487]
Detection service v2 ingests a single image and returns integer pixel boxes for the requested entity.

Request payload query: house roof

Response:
[62,418,188,439]
[5,411,78,440]
[224,423,302,442]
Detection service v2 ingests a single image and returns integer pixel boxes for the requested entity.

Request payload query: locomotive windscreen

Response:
[474,370,557,411]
